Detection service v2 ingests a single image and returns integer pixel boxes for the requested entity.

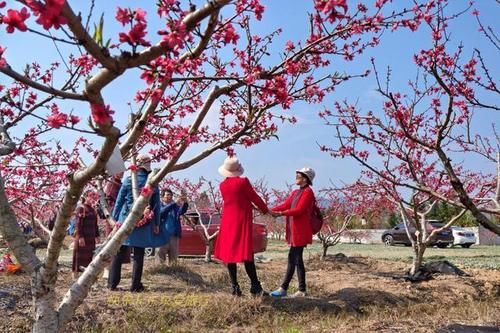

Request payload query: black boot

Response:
[130,282,145,293]
[250,282,269,297]
[232,284,242,297]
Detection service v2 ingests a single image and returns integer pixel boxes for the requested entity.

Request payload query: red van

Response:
[145,210,268,257]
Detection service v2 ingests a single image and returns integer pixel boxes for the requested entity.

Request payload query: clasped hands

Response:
[268,210,283,218]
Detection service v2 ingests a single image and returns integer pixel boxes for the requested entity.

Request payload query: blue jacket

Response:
[160,201,188,238]
[112,169,168,248]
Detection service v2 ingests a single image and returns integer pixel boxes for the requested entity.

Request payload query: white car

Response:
[451,227,476,248]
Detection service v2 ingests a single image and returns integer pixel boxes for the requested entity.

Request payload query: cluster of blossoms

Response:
[213,23,239,45]
[314,0,348,23]
[46,104,80,129]
[1,0,66,33]
[26,0,67,30]
[69,54,99,76]
[90,103,114,126]
[116,7,151,47]
[0,45,6,67]
[2,6,30,33]
[236,0,265,20]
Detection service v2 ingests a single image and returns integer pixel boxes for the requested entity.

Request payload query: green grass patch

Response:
[265,240,500,269]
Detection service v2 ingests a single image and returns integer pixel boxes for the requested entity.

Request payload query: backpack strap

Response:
[290,189,303,208]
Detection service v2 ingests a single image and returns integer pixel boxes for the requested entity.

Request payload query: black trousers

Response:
[108,246,145,291]
[227,260,261,290]
[281,246,306,292]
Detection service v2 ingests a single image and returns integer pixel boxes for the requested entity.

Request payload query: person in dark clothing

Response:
[47,207,58,231]
[72,194,100,279]
[107,154,167,292]
[101,172,127,279]
[48,215,55,232]
[157,189,188,266]
[103,172,123,236]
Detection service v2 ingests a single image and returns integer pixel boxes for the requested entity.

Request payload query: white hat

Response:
[218,157,244,177]
[296,167,315,185]
[136,154,152,172]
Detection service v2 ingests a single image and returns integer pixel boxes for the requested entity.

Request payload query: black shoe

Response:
[250,284,269,297]
[232,285,242,297]
[130,283,145,292]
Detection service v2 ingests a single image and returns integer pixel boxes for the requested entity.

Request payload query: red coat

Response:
[214,177,269,263]
[273,187,314,247]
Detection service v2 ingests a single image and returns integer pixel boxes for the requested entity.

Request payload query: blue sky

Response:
[1,0,498,190]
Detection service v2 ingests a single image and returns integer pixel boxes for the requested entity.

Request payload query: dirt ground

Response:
[1,253,499,333]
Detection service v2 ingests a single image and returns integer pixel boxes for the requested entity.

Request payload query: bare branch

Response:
[0,65,87,101]
[0,123,16,156]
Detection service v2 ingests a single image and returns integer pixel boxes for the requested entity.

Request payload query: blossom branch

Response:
[0,65,87,101]
[120,10,221,158]
[60,1,119,71]
[121,0,231,69]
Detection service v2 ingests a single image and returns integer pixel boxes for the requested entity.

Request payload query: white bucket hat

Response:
[136,154,152,172]
[218,157,244,177]
[296,167,315,185]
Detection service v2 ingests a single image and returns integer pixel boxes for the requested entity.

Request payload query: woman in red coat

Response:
[270,167,316,298]
[214,157,270,296]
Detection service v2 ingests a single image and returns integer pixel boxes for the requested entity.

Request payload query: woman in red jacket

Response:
[270,167,316,298]
[214,157,270,296]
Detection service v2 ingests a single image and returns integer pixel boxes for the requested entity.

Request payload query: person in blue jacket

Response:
[157,189,188,266]
[107,154,168,292]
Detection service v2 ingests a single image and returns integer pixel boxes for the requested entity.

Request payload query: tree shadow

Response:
[146,264,208,289]
[327,287,409,313]
[266,288,410,315]
[0,289,17,310]
[0,284,31,311]
[437,324,500,333]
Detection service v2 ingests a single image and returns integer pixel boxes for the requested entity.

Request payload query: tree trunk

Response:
[321,244,329,260]
[410,243,426,275]
[205,241,213,262]
[0,177,58,332]
[32,274,59,333]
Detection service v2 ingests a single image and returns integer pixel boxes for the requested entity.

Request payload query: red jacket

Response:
[273,187,314,247]
[214,177,269,263]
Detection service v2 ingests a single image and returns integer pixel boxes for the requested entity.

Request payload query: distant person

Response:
[47,208,57,232]
[101,172,126,279]
[108,154,167,292]
[18,220,32,235]
[72,192,100,279]
[214,157,270,297]
[270,167,316,298]
[103,172,124,236]
[67,213,76,236]
[157,189,188,266]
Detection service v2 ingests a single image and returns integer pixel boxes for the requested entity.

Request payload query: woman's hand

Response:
[153,225,160,235]
[270,211,282,218]
[78,237,85,247]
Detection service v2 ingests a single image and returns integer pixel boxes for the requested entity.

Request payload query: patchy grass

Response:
[264,240,500,269]
[67,254,500,332]
[1,240,499,332]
